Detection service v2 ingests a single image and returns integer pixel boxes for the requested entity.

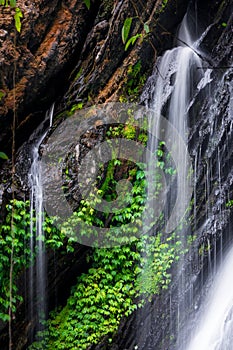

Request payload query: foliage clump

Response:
[0,0,23,32]
[29,231,183,350]
[28,126,184,349]
[0,200,67,322]
[0,121,186,349]
[119,61,147,102]
[0,200,31,322]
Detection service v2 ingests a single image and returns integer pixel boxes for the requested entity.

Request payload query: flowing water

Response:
[179,67,233,349]
[144,42,203,236]
[186,245,233,350]
[139,11,205,349]
[28,104,54,335]
[143,10,209,232]
[141,5,233,349]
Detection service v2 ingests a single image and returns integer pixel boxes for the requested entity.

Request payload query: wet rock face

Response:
[0,0,191,155]
[0,0,99,152]
[0,0,191,222]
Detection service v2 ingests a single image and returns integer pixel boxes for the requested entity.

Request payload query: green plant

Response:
[28,124,185,349]
[0,90,6,101]
[29,226,184,350]
[68,102,83,115]
[83,0,90,10]
[14,6,22,32]
[0,0,23,32]
[119,60,147,102]
[121,17,150,51]
[136,233,182,297]
[0,200,74,323]
[0,151,8,160]
[161,0,168,10]
[0,0,15,6]
[226,199,233,208]
[59,122,149,246]
[0,200,31,321]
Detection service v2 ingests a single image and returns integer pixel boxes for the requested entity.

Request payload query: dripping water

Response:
[28,104,54,337]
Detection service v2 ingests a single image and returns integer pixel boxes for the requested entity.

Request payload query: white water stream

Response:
[145,10,209,231]
[28,104,54,333]
[142,10,232,350]
[187,245,233,350]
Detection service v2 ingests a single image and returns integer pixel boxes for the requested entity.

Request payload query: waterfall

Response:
[187,245,233,350]
[175,66,233,350]
[144,11,207,232]
[140,7,226,349]
[149,9,233,350]
[144,43,202,237]
[28,104,54,335]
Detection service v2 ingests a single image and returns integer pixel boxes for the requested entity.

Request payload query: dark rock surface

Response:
[0,0,99,151]
[0,0,190,154]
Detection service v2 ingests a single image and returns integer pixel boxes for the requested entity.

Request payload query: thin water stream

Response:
[28,104,54,335]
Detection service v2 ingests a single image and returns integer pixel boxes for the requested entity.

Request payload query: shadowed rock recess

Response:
[0,0,232,349]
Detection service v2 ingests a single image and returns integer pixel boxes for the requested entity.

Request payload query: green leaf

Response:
[83,0,90,10]
[0,312,10,322]
[14,7,23,32]
[143,23,150,34]
[10,0,16,6]
[122,17,132,44]
[125,34,141,51]
[226,200,233,208]
[0,152,8,160]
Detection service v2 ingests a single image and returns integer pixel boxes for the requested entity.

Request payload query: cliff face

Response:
[0,0,190,154]
[0,0,232,349]
[0,0,190,348]
[0,0,98,152]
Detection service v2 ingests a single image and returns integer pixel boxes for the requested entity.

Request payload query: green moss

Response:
[68,102,83,115]
[120,60,147,102]
[161,0,169,10]
[226,199,233,208]
[97,0,114,22]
